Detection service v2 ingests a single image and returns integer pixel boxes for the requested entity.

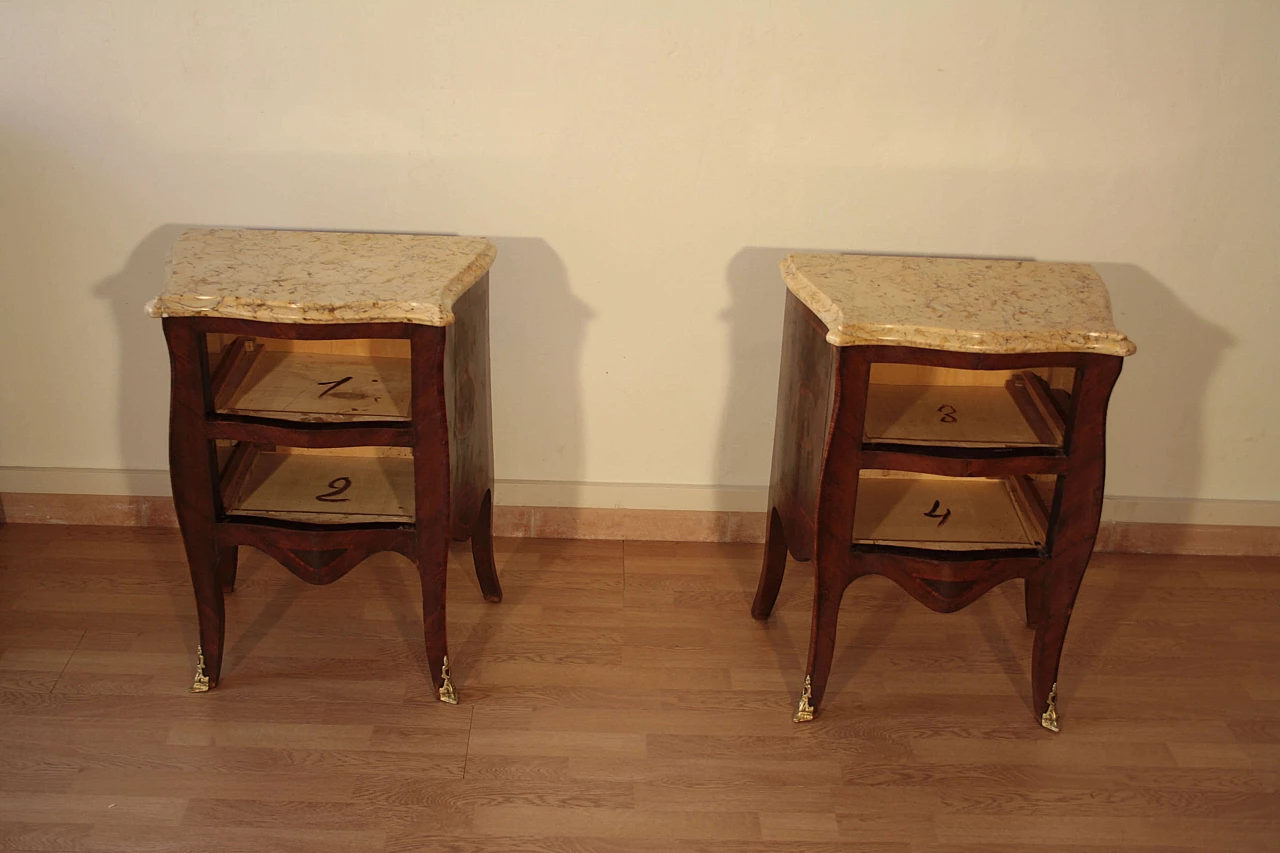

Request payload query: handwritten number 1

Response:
[317,376,354,398]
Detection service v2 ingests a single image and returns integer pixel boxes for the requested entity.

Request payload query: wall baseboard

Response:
[3,467,1279,521]
[1,487,1277,557]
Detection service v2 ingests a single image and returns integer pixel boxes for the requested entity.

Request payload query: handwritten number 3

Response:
[937,404,958,424]
[316,477,352,503]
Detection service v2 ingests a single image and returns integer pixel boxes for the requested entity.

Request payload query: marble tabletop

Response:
[147,228,496,326]
[782,254,1136,355]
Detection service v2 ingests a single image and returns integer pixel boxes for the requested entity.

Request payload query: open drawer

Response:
[863,367,1069,449]
[853,471,1051,551]
[220,444,414,524]
[210,336,411,423]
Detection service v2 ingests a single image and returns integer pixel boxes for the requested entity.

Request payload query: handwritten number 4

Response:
[923,499,952,527]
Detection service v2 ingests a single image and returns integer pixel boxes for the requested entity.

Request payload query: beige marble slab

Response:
[782,254,1136,355]
[147,228,496,326]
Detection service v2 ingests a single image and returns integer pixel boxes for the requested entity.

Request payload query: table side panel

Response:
[768,292,839,562]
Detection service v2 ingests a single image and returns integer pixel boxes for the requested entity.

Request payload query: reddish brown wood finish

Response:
[164,320,228,688]
[444,276,501,603]
[162,277,500,694]
[205,417,414,448]
[753,291,1124,728]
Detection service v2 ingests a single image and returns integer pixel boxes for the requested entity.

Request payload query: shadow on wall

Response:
[716,248,793,505]
[94,224,191,499]
[471,236,591,511]
[1092,262,1234,513]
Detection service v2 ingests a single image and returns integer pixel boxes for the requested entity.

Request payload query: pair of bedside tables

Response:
[149,229,1134,730]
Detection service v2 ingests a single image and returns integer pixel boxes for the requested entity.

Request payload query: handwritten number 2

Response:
[316,477,352,503]
[923,499,952,527]
[937,404,958,424]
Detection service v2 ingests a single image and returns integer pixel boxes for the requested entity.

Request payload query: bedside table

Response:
[752,253,1135,729]
[149,228,502,705]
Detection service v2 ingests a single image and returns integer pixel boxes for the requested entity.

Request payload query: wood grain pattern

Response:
[1,527,1277,850]
[219,349,412,422]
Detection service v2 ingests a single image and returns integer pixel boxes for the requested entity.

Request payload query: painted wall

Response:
[2,1,1277,504]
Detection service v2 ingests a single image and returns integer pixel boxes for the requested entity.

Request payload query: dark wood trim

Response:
[445,275,502,603]
[163,318,228,689]
[182,318,415,340]
[209,336,259,410]
[410,323,453,694]
[217,522,414,586]
[206,416,414,448]
[859,448,1070,477]
[849,549,1043,613]
[801,344,872,711]
[1028,354,1122,720]
[863,345,1090,371]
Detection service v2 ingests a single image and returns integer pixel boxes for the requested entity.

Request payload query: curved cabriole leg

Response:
[794,344,870,722]
[417,538,455,705]
[1024,572,1047,628]
[752,508,789,620]
[218,545,239,593]
[163,319,228,694]
[185,541,226,693]
[412,324,461,706]
[470,491,502,603]
[795,569,852,723]
[1029,356,1122,730]
[1032,557,1090,732]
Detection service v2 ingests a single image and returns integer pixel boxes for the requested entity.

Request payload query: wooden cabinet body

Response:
[154,229,501,703]
[754,257,1133,730]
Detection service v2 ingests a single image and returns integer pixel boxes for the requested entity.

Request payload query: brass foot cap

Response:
[1040,682,1059,732]
[190,644,211,693]
[437,656,458,705]
[793,674,815,723]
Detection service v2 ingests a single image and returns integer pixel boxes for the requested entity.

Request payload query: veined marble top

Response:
[782,254,1136,356]
[147,229,496,326]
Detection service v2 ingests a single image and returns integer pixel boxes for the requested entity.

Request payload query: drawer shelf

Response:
[863,371,1065,449]
[221,445,414,524]
[213,339,411,423]
[853,472,1048,551]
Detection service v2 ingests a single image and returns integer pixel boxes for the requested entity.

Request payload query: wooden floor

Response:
[1,524,1277,852]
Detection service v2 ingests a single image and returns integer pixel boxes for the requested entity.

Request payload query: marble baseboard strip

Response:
[2,491,1277,557]
[0,492,179,529]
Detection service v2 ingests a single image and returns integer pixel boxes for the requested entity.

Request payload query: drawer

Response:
[853,471,1049,551]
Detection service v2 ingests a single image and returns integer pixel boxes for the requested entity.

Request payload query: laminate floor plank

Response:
[0,526,1276,850]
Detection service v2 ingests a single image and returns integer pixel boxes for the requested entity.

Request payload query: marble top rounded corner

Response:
[781,253,1136,357]
[147,228,497,326]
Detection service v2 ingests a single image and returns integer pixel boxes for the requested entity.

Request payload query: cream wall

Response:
[2,1,1278,506]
